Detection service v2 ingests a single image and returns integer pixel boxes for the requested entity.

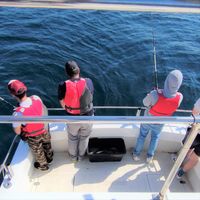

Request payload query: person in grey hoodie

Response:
[133,70,183,163]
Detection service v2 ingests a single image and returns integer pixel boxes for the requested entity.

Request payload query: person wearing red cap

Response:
[58,61,94,162]
[8,80,53,171]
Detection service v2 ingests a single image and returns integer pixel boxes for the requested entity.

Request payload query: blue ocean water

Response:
[0,8,200,163]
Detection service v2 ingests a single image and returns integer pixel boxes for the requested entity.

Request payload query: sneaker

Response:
[46,157,53,165]
[176,168,185,179]
[46,151,54,164]
[132,154,140,161]
[146,157,153,163]
[34,162,49,171]
[69,155,77,163]
[78,155,84,161]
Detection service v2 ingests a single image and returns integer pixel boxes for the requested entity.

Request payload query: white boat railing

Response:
[0,115,198,124]
[0,135,19,189]
[0,1,200,13]
[48,106,192,113]
[0,108,199,200]
[48,106,192,118]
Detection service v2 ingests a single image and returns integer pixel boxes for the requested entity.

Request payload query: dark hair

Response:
[65,61,80,77]
[15,91,26,99]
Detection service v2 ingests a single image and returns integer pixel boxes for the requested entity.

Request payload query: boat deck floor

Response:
[30,151,193,193]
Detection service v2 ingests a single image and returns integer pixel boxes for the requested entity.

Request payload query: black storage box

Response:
[87,138,126,162]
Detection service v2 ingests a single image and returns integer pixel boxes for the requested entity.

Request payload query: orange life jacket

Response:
[64,78,86,115]
[16,96,46,137]
[149,92,181,116]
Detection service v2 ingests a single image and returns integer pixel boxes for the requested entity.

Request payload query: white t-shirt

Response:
[12,95,43,128]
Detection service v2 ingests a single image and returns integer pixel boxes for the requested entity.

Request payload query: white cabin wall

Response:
[49,123,187,153]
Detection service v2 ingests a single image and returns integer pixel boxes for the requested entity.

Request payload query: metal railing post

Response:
[136,108,142,116]
[159,123,200,200]
[0,135,19,180]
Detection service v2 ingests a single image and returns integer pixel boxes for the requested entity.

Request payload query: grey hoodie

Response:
[143,70,183,115]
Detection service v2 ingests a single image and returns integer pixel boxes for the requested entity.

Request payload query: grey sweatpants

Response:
[67,123,92,157]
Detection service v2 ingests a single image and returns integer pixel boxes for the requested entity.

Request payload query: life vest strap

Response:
[65,105,80,110]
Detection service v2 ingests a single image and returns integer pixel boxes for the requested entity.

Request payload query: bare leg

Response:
[182,151,199,172]
[182,149,194,166]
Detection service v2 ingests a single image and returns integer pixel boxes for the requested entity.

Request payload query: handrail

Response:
[47,106,192,113]
[0,135,18,171]
[0,115,198,124]
[0,135,19,184]
[0,1,200,13]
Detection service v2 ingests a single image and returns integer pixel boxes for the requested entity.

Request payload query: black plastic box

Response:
[87,138,126,162]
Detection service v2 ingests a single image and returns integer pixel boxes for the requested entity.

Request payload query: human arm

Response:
[143,90,158,107]
[192,98,200,116]
[12,112,22,135]
[59,100,65,109]
[177,93,183,107]
[13,126,21,135]
[58,82,66,109]
[85,78,94,95]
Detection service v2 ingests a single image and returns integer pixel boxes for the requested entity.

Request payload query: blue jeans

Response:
[133,123,164,158]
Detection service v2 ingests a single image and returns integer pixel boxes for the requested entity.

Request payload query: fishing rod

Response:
[0,97,16,109]
[152,30,159,91]
[150,12,159,91]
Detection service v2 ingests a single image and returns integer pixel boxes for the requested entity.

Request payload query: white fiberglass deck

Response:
[30,152,192,193]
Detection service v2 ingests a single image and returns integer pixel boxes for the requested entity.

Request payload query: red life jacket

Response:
[64,78,86,114]
[16,96,46,137]
[149,92,181,116]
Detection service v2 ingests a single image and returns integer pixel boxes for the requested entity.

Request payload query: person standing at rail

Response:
[58,61,94,162]
[8,80,53,171]
[133,70,183,163]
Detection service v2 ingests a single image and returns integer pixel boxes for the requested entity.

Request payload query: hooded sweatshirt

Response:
[143,70,183,116]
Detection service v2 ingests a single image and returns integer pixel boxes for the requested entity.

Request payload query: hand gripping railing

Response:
[0,114,199,200]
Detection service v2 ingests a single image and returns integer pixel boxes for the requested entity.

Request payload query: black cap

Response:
[65,61,80,77]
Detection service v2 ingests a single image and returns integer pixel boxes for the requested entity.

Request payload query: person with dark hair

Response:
[58,60,94,162]
[8,80,53,171]
[177,98,200,179]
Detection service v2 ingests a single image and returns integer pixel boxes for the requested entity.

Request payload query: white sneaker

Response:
[146,157,153,163]
[132,154,140,161]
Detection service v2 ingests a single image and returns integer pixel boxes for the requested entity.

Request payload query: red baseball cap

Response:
[8,80,27,95]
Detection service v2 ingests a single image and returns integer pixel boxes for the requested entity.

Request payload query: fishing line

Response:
[0,97,16,109]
